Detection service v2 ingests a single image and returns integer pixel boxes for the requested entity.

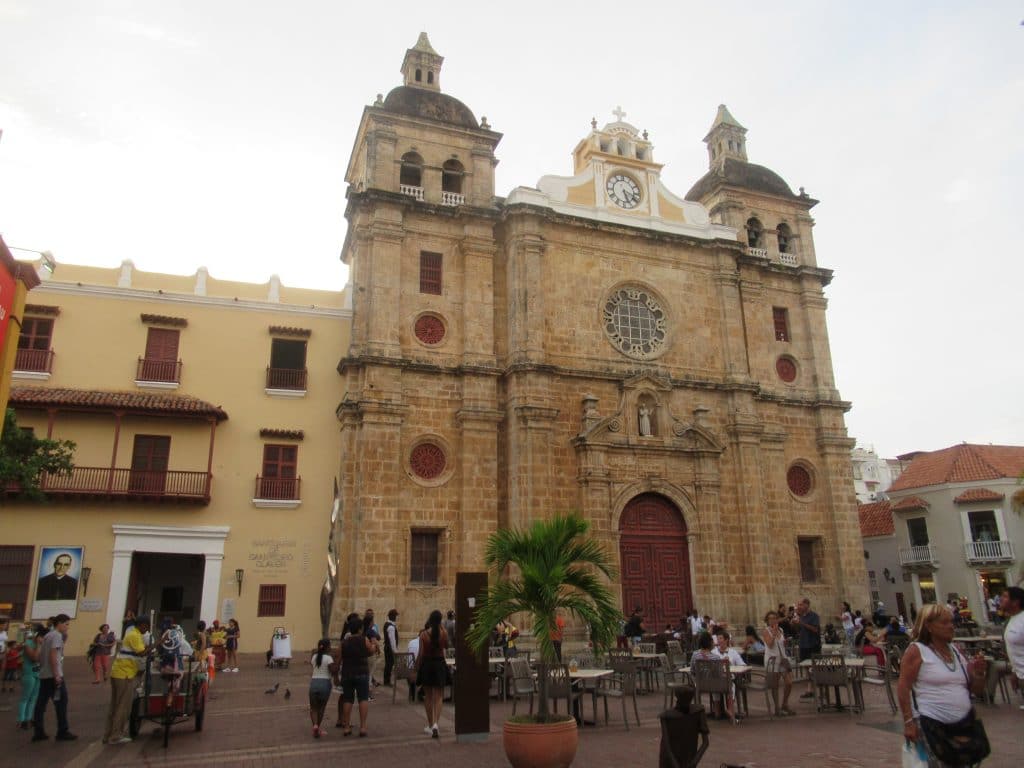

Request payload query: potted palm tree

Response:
[466,513,621,768]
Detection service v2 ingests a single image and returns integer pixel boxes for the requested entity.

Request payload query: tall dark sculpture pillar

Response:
[454,571,489,742]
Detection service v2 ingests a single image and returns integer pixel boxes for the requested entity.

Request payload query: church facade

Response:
[332,34,867,632]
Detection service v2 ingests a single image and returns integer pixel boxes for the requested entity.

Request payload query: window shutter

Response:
[145,328,180,361]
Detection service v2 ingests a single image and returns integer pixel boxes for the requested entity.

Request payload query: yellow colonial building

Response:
[331,34,867,633]
[1,259,349,656]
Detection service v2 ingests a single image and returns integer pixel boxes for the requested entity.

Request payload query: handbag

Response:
[901,740,929,768]
[918,709,990,767]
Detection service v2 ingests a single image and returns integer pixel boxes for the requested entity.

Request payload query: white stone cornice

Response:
[33,282,351,319]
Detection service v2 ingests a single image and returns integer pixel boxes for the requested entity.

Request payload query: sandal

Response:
[359,729,368,737]
[342,726,352,737]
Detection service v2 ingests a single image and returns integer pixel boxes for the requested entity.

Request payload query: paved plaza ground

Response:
[1,653,1021,767]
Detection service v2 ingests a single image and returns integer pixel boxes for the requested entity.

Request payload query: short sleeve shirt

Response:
[38,629,64,679]
[1004,611,1024,680]
[112,626,146,680]
[798,610,821,651]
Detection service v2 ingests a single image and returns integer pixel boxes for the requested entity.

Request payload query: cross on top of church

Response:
[612,106,627,121]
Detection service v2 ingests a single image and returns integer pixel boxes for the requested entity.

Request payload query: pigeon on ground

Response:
[264,683,279,694]
[284,688,291,700]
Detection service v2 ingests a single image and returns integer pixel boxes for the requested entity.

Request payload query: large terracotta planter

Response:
[502,718,579,768]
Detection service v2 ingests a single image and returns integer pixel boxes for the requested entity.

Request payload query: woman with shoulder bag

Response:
[897,603,990,767]
[761,610,795,716]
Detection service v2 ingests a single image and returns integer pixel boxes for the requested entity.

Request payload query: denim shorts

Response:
[309,678,332,705]
[341,674,369,703]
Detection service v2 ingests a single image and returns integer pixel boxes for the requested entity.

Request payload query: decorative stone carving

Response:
[638,403,653,436]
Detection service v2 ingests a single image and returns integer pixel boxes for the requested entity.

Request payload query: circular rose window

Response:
[410,443,446,480]
[776,356,797,383]
[602,287,667,359]
[787,465,813,497]
[414,314,445,345]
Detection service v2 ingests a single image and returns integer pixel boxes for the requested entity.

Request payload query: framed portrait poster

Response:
[31,546,85,619]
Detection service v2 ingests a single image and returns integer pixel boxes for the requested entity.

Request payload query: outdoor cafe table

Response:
[678,665,753,716]
[799,656,866,712]
[569,668,613,726]
[955,635,1004,644]
[631,650,660,693]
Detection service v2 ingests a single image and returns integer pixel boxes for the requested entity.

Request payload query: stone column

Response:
[504,230,546,364]
[459,230,497,369]
[817,427,868,610]
[713,265,753,384]
[456,405,503,569]
[364,215,405,359]
[200,553,224,625]
[105,549,134,632]
[508,402,559,530]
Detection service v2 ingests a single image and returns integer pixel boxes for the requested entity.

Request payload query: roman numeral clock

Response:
[606,172,642,209]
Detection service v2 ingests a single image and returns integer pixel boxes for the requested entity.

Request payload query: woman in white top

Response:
[308,638,335,738]
[838,602,855,645]
[760,610,795,716]
[897,604,988,766]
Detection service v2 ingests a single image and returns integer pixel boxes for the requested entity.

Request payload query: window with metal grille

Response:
[410,531,440,584]
[798,537,821,583]
[419,252,442,295]
[0,545,35,620]
[772,307,790,342]
[258,584,286,617]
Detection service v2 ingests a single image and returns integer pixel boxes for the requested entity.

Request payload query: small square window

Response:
[410,530,440,584]
[258,584,286,617]
[419,252,442,295]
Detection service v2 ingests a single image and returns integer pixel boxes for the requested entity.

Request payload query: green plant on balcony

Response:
[0,408,75,500]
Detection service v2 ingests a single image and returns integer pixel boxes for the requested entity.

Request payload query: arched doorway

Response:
[619,493,692,631]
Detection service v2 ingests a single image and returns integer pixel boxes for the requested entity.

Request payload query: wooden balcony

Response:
[14,348,54,373]
[254,476,300,501]
[12,467,212,504]
[136,357,182,384]
[265,367,308,391]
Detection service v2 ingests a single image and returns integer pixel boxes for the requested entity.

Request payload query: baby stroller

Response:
[266,627,291,669]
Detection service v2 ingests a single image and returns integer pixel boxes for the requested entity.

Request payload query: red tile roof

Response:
[858,500,894,537]
[10,387,228,421]
[953,488,1005,504]
[888,444,1024,492]
[891,496,929,512]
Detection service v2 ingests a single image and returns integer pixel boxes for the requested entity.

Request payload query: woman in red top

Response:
[415,610,449,738]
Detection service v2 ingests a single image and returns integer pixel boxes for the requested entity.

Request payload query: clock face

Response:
[606,173,641,209]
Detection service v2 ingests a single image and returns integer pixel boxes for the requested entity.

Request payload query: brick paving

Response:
[1,653,1021,767]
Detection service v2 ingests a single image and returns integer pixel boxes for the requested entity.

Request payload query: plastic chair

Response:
[691,658,733,722]
[508,657,536,716]
[655,653,687,711]
[544,664,584,720]
[739,655,778,718]
[861,654,896,714]
[596,665,640,729]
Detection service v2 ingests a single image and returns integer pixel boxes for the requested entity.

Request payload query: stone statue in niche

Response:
[638,403,653,437]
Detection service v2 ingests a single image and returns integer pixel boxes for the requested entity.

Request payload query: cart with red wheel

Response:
[129,651,208,748]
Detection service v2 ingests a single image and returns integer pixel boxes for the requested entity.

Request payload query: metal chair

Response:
[606,648,633,665]
[809,654,854,714]
[655,653,687,711]
[391,652,415,704]
[596,665,641,729]
[637,642,656,655]
[666,639,683,659]
[861,653,896,714]
[691,658,734,721]
[738,655,778,718]
[488,646,506,698]
[508,657,536,716]
[544,664,584,720]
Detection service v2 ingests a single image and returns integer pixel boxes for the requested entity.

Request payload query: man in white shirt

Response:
[999,586,1024,710]
[688,611,703,638]
[406,633,421,703]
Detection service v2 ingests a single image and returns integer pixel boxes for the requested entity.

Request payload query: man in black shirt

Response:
[793,597,820,699]
[624,608,646,645]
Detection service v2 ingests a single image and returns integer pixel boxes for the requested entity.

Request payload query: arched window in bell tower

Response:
[427,71,434,84]
[415,68,422,82]
[777,223,792,253]
[442,160,464,194]
[746,217,763,248]
[400,152,424,188]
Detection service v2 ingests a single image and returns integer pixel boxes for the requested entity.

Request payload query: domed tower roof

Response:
[685,104,803,202]
[380,86,479,129]
[378,32,479,128]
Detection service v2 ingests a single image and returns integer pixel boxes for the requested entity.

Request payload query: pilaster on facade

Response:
[504,232,547,365]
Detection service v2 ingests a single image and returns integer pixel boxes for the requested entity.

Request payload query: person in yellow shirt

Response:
[103,617,151,745]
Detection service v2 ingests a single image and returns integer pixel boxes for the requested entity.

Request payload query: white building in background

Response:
[851,445,906,503]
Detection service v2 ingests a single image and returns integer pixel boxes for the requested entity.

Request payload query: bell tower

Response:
[400,32,442,91]
[704,104,748,168]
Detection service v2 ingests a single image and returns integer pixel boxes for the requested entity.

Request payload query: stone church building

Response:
[332,34,867,632]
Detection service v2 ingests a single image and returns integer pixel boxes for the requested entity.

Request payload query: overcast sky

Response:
[1,1,1021,458]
